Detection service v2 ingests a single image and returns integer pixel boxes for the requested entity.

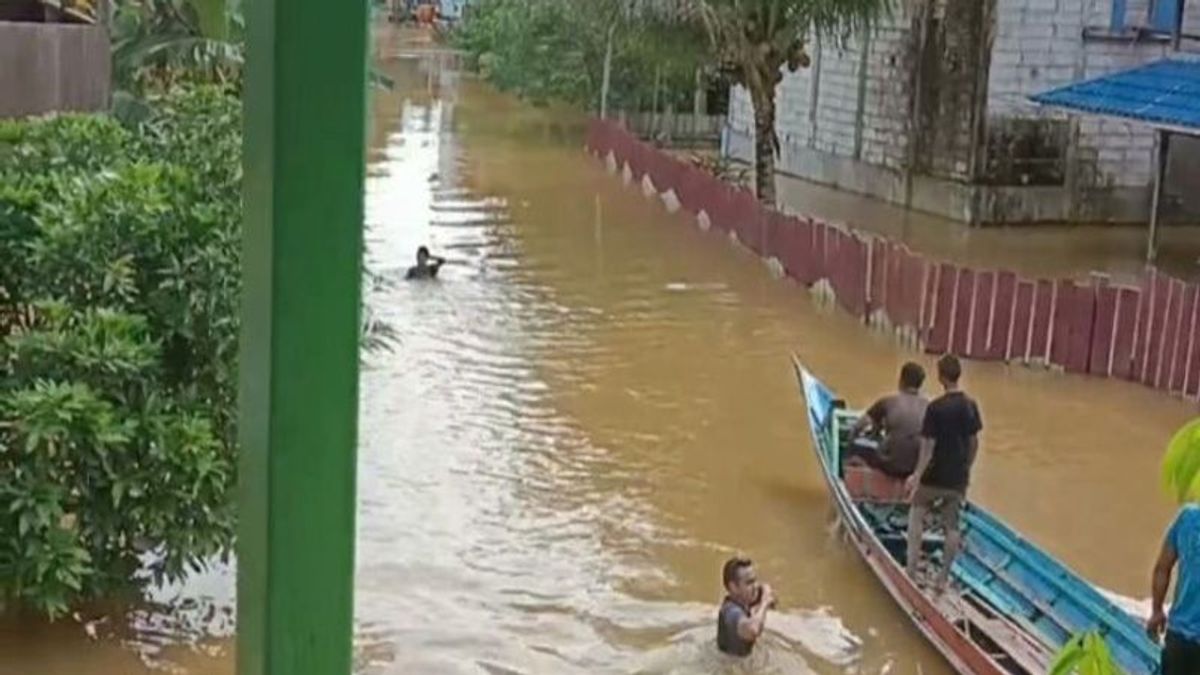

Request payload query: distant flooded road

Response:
[3,25,1194,675]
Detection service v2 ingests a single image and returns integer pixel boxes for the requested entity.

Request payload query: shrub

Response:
[0,87,240,617]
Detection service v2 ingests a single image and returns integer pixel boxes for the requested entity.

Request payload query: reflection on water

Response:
[3,25,1195,675]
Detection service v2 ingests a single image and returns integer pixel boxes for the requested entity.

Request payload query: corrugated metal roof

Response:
[1029,58,1200,134]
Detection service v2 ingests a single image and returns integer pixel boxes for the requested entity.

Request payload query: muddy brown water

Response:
[2,25,1194,675]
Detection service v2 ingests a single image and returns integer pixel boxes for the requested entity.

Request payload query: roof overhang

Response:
[1029,57,1200,137]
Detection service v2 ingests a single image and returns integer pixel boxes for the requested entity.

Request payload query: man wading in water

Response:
[1149,502,1200,673]
[716,556,776,657]
[405,245,446,280]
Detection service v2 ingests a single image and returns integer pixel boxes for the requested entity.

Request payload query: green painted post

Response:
[237,0,367,670]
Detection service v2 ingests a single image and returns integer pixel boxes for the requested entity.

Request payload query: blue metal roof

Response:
[1029,58,1200,134]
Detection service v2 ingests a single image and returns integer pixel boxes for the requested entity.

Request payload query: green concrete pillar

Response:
[237,0,368,671]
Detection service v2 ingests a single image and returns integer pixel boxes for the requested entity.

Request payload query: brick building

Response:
[724,0,1200,225]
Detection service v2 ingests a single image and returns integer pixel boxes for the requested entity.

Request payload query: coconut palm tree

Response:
[686,0,888,205]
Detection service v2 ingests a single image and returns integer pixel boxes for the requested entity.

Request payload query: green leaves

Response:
[456,0,714,113]
[0,88,240,617]
[1048,630,1120,675]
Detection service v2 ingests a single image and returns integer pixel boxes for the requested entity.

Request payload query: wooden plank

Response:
[949,595,1055,674]
[927,264,957,354]
[1090,283,1117,376]
[1185,284,1200,397]
[967,271,994,359]
[1170,283,1196,394]
[1009,280,1035,362]
[1141,272,1171,386]
[1029,280,1054,363]
[952,268,976,356]
[987,271,1016,360]
[1159,278,1186,391]
[1112,287,1140,380]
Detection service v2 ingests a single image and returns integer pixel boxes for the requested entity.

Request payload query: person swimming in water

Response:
[406,246,446,280]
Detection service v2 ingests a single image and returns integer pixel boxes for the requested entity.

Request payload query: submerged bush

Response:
[0,87,241,617]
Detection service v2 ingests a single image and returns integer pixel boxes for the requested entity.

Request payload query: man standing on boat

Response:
[904,355,982,591]
[1149,503,1200,672]
[846,362,928,478]
[716,556,776,657]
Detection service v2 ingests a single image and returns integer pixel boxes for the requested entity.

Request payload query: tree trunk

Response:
[751,88,777,206]
[651,64,662,138]
[600,20,617,119]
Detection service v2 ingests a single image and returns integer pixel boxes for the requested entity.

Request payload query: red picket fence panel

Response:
[1090,283,1118,376]
[762,210,790,266]
[731,190,764,254]
[845,233,869,317]
[966,271,994,359]
[1009,280,1034,361]
[1028,280,1054,362]
[792,216,817,285]
[950,269,975,356]
[1049,280,1095,374]
[926,264,956,354]
[1185,284,1200,398]
[986,271,1016,360]
[900,248,927,333]
[1168,282,1196,393]
[869,238,889,317]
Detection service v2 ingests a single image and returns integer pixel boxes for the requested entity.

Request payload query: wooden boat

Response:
[792,356,1160,674]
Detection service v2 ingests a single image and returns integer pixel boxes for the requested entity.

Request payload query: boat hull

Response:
[793,356,1160,674]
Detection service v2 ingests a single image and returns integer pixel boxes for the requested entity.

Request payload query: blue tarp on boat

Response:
[1029,58,1200,134]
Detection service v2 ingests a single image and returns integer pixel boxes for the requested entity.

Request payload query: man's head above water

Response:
[722,556,759,607]
[416,245,431,264]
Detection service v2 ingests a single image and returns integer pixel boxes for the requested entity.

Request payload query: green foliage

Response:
[1163,417,1200,503]
[1048,631,1120,675]
[455,0,713,112]
[111,0,245,95]
[0,88,241,618]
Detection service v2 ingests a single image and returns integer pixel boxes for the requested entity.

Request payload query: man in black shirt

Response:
[905,354,982,591]
[716,556,776,657]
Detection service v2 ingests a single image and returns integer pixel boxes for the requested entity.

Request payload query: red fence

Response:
[585,119,1200,401]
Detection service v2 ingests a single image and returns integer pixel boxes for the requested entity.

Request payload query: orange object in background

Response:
[415,4,436,25]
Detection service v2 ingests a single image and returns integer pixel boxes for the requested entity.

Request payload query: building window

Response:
[1148,0,1182,34]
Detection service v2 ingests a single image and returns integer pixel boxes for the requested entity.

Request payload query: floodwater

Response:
[773,170,1200,283]
[3,25,1196,675]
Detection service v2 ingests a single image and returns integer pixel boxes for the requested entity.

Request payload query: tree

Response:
[456,0,712,116]
[1162,417,1200,503]
[688,0,887,205]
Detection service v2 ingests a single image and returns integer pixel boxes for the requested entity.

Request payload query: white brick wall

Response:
[727,6,915,172]
[727,0,1192,193]
[989,0,1197,189]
